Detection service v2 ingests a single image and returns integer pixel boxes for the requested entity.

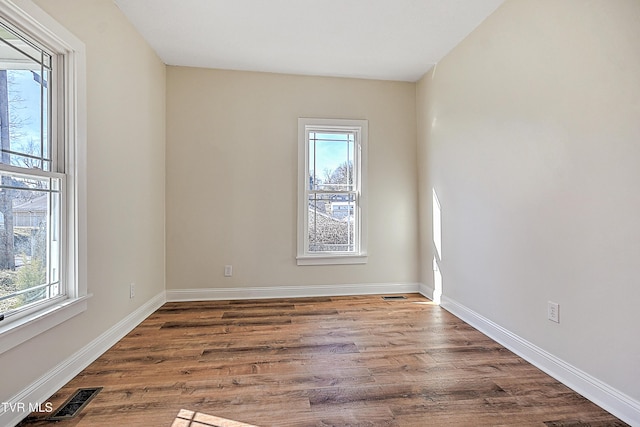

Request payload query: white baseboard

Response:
[1,291,166,427]
[440,295,640,426]
[167,282,425,302]
[417,283,434,301]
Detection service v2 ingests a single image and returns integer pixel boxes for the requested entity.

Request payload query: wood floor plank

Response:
[17,294,626,426]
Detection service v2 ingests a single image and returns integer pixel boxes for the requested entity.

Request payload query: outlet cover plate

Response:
[548,301,559,323]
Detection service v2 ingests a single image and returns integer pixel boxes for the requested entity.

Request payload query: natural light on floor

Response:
[172,409,258,427]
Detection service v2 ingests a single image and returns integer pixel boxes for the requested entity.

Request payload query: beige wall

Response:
[166,67,418,290]
[417,0,640,401]
[1,0,166,403]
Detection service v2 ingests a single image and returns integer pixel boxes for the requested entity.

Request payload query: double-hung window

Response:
[0,0,86,354]
[297,118,368,265]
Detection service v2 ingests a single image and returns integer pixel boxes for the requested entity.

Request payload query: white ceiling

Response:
[114,0,504,82]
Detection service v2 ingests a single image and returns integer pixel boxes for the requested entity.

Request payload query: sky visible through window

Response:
[309,132,354,187]
[1,22,50,168]
[5,69,48,164]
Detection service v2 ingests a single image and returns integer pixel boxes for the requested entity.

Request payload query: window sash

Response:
[0,167,65,322]
[307,190,359,254]
[0,19,54,173]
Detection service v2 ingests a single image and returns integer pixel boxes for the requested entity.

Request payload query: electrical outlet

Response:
[548,301,559,323]
[130,283,135,299]
[224,265,233,277]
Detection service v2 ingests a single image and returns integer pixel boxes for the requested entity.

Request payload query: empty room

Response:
[0,0,638,425]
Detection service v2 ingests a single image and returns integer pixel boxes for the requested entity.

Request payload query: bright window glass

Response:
[0,20,63,321]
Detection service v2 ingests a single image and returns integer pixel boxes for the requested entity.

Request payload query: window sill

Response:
[297,254,368,266]
[0,294,92,355]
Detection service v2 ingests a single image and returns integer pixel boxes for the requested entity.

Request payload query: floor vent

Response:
[48,387,102,420]
[382,295,407,301]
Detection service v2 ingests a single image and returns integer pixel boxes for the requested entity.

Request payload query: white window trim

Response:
[297,118,368,266]
[0,0,88,355]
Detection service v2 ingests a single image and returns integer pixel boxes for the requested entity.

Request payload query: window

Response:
[297,118,368,265]
[0,0,87,354]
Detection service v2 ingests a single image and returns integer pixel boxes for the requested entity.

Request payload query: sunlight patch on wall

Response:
[432,188,442,260]
[432,188,443,304]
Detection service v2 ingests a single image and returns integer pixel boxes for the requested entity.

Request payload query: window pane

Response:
[0,24,52,171]
[0,172,60,315]
[309,132,355,191]
[308,192,356,252]
[0,26,45,66]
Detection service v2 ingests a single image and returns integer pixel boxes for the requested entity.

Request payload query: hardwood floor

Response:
[19,294,626,426]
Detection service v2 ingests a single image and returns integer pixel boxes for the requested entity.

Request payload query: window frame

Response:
[0,0,88,355]
[297,118,368,266]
